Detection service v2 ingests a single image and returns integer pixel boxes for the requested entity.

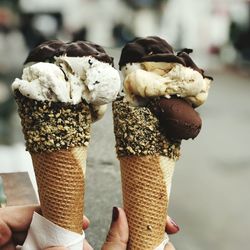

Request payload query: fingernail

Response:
[112,207,119,223]
[170,218,180,231]
[82,219,89,230]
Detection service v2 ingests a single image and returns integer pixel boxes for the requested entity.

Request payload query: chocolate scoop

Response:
[24,40,114,65]
[151,97,202,140]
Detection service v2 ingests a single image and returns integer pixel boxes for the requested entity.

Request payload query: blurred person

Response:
[0,6,27,73]
[112,23,134,46]
[123,0,165,38]
[19,13,47,50]
[160,0,249,55]
[160,0,212,50]
[0,78,15,144]
[0,206,178,249]
[0,5,26,144]
[63,0,130,46]
[159,0,234,68]
[72,27,87,42]
[228,0,250,61]
[230,22,250,61]
[19,0,66,47]
[19,13,63,49]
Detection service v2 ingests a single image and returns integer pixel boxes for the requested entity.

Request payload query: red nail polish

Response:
[170,218,180,231]
[112,207,119,223]
[82,220,89,230]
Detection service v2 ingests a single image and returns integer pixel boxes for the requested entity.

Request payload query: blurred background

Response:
[0,0,249,249]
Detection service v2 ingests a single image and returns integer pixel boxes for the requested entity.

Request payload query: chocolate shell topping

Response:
[119,36,210,141]
[24,40,114,65]
[150,97,202,140]
[119,36,209,78]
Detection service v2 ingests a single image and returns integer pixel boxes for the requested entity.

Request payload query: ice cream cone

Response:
[12,40,121,244]
[113,99,180,249]
[15,90,92,233]
[119,155,175,250]
[114,36,212,249]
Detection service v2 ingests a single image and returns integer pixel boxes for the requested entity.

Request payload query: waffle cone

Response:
[119,155,175,250]
[31,146,87,234]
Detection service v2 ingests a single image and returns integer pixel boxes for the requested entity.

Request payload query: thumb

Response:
[101,207,129,250]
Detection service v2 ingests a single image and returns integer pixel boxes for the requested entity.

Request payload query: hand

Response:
[0,205,90,250]
[0,205,178,250]
[101,207,179,250]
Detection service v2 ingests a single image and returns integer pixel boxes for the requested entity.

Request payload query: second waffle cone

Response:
[31,146,87,234]
[119,155,175,250]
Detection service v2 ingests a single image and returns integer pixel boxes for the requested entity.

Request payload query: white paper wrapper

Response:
[22,212,84,250]
[155,233,169,250]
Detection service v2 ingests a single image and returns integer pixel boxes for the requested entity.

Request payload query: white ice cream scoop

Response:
[12,56,121,106]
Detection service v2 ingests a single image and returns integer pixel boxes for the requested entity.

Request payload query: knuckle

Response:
[105,229,120,243]
[105,229,127,249]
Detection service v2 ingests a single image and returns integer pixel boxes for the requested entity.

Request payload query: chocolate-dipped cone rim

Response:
[24,40,114,66]
[119,36,212,79]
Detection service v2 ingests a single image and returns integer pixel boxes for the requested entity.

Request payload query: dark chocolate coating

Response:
[177,49,204,75]
[24,40,114,65]
[150,97,202,140]
[119,36,211,78]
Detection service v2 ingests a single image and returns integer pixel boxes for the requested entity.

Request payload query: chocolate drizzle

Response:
[25,40,114,65]
[119,36,212,79]
[177,49,204,75]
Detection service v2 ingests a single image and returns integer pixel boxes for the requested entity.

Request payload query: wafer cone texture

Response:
[119,155,175,250]
[31,146,87,233]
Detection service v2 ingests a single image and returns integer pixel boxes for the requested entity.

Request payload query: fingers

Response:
[164,242,176,250]
[0,205,40,248]
[0,205,40,247]
[0,218,12,246]
[0,241,16,250]
[101,207,129,250]
[0,205,40,232]
[82,216,90,230]
[165,216,180,234]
